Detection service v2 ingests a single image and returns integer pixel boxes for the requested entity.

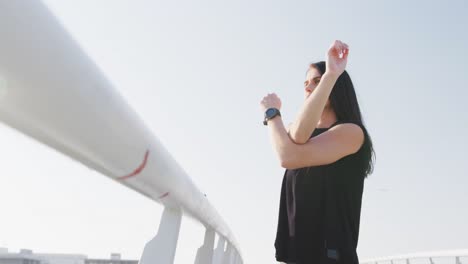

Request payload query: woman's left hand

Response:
[260,93,282,112]
[326,40,349,77]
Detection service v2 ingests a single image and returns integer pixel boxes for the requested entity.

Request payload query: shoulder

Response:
[327,121,365,154]
[331,121,365,134]
[331,120,366,134]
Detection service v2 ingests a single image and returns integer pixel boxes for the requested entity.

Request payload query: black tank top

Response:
[275,121,368,264]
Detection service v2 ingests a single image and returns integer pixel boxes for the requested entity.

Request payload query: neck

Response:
[317,106,337,128]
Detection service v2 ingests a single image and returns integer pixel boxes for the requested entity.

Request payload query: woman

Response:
[260,40,375,264]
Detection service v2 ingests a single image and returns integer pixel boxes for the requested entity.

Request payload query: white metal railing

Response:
[362,249,468,264]
[0,1,242,263]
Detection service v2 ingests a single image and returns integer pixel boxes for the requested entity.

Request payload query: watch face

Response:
[266,108,276,118]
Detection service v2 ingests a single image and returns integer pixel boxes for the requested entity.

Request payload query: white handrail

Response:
[362,249,468,264]
[0,1,242,263]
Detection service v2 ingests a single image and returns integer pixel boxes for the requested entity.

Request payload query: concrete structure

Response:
[0,249,41,264]
[35,254,86,264]
[86,253,137,264]
[0,249,135,264]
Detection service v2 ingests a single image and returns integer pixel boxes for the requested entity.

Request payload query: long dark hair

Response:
[310,61,375,177]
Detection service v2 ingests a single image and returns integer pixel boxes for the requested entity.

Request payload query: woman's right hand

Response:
[326,40,349,77]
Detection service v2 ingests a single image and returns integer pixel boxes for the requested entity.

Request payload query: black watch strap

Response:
[263,108,281,125]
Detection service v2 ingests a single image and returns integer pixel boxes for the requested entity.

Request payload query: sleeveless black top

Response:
[275,121,368,264]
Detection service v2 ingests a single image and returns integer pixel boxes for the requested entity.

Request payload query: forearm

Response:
[267,117,296,167]
[289,72,339,143]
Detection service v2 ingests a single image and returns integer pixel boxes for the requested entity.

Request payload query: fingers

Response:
[260,93,282,110]
[343,47,349,59]
[341,41,349,58]
[330,40,350,58]
[262,93,279,100]
[338,41,349,59]
[329,40,340,55]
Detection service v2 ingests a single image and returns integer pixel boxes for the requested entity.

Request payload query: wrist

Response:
[323,71,341,80]
[264,108,281,126]
[267,115,282,126]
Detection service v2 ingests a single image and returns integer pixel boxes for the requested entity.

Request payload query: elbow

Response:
[278,147,300,170]
[280,158,300,170]
[279,157,289,169]
[280,158,293,169]
[275,134,301,169]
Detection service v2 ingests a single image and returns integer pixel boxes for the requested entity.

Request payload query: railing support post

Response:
[139,207,182,264]
[233,250,242,264]
[212,236,226,264]
[194,228,215,264]
[222,243,234,264]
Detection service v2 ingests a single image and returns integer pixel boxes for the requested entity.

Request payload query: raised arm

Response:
[260,93,364,169]
[288,40,349,144]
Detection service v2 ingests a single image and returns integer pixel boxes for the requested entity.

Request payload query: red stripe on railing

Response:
[158,192,170,199]
[118,150,149,180]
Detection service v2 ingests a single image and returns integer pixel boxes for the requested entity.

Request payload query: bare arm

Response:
[260,40,356,168]
[288,72,339,144]
[268,117,364,169]
[289,40,350,144]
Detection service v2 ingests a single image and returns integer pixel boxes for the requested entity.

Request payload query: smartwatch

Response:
[263,108,281,125]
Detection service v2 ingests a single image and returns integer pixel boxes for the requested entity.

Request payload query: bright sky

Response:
[1,0,467,263]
